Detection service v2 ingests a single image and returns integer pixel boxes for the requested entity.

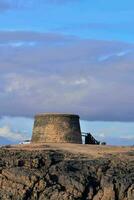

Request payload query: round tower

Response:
[31,113,82,144]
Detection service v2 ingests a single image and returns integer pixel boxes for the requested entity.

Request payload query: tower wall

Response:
[32,113,82,144]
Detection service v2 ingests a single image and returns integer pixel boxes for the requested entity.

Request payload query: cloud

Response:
[0,30,134,121]
[98,133,105,138]
[0,116,33,144]
[0,30,75,46]
[98,50,133,62]
[0,126,24,141]
[119,135,134,140]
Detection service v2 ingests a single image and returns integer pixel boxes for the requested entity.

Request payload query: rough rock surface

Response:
[32,114,82,144]
[0,144,134,200]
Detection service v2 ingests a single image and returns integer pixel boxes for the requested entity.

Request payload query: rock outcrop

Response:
[0,144,134,200]
[84,133,100,145]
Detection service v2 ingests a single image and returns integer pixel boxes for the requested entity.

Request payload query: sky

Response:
[0,0,134,145]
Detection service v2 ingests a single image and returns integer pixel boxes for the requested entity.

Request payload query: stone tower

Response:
[32,113,82,144]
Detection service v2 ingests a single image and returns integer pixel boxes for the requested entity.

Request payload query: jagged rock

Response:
[0,144,134,200]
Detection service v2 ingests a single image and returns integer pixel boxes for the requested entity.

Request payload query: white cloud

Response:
[119,135,134,140]
[98,133,105,138]
[0,41,37,47]
[98,49,133,62]
[0,31,134,121]
[0,126,24,141]
[4,73,36,94]
[60,78,88,86]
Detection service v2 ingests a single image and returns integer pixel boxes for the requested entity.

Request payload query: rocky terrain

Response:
[0,143,134,200]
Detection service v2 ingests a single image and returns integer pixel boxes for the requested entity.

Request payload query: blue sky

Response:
[0,0,134,145]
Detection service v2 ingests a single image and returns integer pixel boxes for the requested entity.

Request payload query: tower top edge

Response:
[34,113,80,118]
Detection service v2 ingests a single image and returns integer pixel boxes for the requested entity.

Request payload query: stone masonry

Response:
[32,113,82,144]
